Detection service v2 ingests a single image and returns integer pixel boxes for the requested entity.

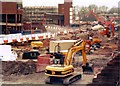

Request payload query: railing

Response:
[0,25,75,44]
[0,32,55,44]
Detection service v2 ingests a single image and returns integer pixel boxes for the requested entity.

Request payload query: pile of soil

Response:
[90,58,111,67]
[87,53,120,86]
[2,60,36,76]
[93,43,117,56]
[73,57,111,68]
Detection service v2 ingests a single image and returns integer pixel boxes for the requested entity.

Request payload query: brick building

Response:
[23,6,58,30]
[24,0,73,26]
[23,6,58,23]
[0,0,23,34]
[58,0,73,26]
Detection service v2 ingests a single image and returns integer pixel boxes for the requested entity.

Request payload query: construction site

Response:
[1,23,120,85]
[0,0,120,86]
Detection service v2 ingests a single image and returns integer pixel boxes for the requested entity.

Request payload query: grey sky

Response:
[23,0,119,8]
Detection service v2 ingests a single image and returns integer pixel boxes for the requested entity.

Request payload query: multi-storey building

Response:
[58,0,73,26]
[23,6,58,23]
[23,6,58,31]
[24,0,73,26]
[0,0,23,34]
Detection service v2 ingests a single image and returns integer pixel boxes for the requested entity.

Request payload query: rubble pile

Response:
[93,43,117,56]
[2,60,36,76]
[87,53,120,86]
[90,58,111,67]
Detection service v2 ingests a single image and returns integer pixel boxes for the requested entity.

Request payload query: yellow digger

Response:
[31,41,43,49]
[45,40,93,84]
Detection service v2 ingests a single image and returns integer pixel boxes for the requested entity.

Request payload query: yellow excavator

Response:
[45,40,93,84]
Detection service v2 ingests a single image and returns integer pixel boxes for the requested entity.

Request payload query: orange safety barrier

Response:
[4,40,8,44]
[12,39,17,42]
[32,37,35,40]
[20,38,23,42]
[46,35,48,38]
[50,35,52,38]
[26,37,29,41]
[60,32,64,34]
[38,36,43,39]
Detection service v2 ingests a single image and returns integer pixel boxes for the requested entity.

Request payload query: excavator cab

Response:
[52,52,65,65]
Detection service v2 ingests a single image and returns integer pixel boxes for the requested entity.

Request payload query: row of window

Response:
[27,14,44,16]
[1,14,22,23]
[25,11,57,14]
[24,8,57,11]
[29,16,44,18]
[0,25,22,34]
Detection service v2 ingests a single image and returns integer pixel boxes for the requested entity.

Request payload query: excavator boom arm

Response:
[64,40,87,66]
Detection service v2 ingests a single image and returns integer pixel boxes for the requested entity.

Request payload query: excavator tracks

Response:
[45,73,82,85]
[63,73,82,85]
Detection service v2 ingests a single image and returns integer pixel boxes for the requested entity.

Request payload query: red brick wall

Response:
[1,2,17,14]
[58,4,64,14]
[64,2,72,26]
[0,2,2,13]
[58,2,72,26]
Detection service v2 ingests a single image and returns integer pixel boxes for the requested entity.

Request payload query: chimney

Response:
[64,0,72,2]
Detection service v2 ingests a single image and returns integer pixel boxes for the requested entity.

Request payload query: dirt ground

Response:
[1,26,119,85]
[2,41,118,85]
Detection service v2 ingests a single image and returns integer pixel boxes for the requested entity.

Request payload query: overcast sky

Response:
[23,0,119,8]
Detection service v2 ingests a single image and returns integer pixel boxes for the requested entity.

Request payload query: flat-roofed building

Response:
[0,0,23,34]
[58,0,73,26]
[23,6,58,23]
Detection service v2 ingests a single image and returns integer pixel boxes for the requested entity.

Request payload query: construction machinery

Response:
[100,21,115,37]
[86,10,115,37]
[45,40,93,85]
[22,50,40,59]
[31,41,43,49]
[86,37,102,53]
[21,41,42,59]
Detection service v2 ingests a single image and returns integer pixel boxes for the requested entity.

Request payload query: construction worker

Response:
[54,43,61,53]
[53,43,65,65]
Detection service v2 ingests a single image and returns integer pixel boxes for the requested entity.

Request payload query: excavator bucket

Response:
[82,63,93,74]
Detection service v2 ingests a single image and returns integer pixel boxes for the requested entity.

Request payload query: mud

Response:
[2,60,36,76]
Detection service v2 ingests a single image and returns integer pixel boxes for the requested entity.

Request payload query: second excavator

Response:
[45,40,93,85]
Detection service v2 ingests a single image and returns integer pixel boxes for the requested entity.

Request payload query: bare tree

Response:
[88,4,98,12]
[108,7,119,14]
[98,6,108,13]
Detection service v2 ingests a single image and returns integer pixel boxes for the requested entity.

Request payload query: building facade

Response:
[58,0,73,26]
[0,1,23,34]
[23,6,58,31]
[44,13,64,26]
[23,0,73,26]
[23,6,58,23]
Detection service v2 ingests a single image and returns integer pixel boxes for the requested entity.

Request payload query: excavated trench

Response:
[87,53,120,86]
